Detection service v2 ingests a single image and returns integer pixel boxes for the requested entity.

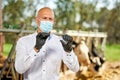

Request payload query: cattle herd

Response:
[60,36,106,80]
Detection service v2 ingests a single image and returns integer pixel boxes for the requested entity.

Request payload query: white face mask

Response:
[39,21,53,33]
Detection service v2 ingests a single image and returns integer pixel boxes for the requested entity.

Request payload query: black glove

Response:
[34,32,50,51]
[60,34,73,52]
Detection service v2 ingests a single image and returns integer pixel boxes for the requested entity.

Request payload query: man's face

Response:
[36,8,54,27]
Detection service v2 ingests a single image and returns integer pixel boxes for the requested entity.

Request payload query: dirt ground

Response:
[60,61,120,80]
[1,55,120,80]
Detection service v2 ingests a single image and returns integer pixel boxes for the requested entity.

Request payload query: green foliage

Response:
[3,23,9,28]
[3,0,36,28]
[105,8,120,44]
[55,0,76,30]
[3,23,20,29]
[12,24,20,29]
[3,0,25,25]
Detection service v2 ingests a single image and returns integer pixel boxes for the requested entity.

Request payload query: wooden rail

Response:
[65,30,107,37]
[0,28,107,37]
[0,28,34,33]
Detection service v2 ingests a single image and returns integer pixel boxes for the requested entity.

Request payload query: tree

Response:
[3,0,25,28]
[54,0,98,31]
[0,0,4,55]
[54,0,77,30]
[105,5,120,44]
[2,0,120,44]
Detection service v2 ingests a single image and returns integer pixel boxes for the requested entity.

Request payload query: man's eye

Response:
[43,17,47,19]
[49,18,53,20]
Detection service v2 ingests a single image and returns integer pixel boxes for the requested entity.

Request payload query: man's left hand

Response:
[60,34,73,53]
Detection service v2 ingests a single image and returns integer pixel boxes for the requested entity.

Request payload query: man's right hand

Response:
[34,32,50,52]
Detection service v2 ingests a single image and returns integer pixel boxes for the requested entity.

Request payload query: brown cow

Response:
[73,37,91,75]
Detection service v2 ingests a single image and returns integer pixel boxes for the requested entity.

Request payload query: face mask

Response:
[39,21,53,33]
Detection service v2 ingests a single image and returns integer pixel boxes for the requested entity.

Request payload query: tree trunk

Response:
[0,0,4,56]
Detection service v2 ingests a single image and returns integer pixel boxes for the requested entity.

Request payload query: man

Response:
[15,7,79,80]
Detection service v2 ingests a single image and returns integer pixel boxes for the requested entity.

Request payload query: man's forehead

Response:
[39,7,52,12]
[37,7,54,17]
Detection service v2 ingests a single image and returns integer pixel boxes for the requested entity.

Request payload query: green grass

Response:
[105,44,120,61]
[3,43,120,61]
[3,43,13,56]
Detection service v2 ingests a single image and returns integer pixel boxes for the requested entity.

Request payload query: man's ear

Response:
[36,17,39,26]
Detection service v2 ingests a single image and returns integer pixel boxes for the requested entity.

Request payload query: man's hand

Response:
[60,34,73,52]
[34,32,50,52]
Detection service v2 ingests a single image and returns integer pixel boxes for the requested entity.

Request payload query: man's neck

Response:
[37,29,42,33]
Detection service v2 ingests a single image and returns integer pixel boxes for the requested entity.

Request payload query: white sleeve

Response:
[62,50,80,72]
[15,40,38,74]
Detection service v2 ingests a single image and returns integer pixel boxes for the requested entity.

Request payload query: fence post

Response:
[101,37,107,53]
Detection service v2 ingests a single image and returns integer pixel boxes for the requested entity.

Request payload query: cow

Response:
[73,37,91,75]
[88,38,106,74]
